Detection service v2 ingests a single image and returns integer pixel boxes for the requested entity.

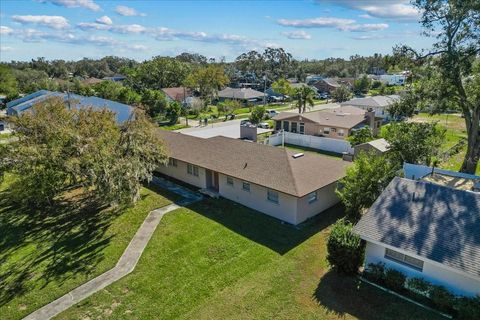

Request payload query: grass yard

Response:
[0,175,180,320]
[57,198,441,320]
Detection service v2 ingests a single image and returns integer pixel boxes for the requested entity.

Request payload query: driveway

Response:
[176,119,272,139]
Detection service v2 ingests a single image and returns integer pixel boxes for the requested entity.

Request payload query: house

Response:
[161,87,192,104]
[340,95,400,120]
[312,78,354,93]
[217,87,265,105]
[272,106,381,139]
[156,130,349,225]
[379,74,406,86]
[353,176,480,297]
[102,74,127,82]
[354,138,390,158]
[6,90,133,123]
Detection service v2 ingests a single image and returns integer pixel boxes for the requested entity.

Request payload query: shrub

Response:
[430,285,455,312]
[406,277,431,297]
[326,219,365,275]
[364,262,386,283]
[384,268,406,292]
[455,295,480,320]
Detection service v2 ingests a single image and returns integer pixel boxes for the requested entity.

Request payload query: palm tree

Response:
[293,85,315,113]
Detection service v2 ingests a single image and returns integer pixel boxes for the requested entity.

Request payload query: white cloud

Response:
[12,15,70,29]
[115,5,146,17]
[317,1,420,21]
[77,22,110,30]
[277,17,355,28]
[0,25,13,35]
[44,0,101,12]
[282,30,311,40]
[77,22,146,34]
[0,46,14,52]
[96,15,112,25]
[358,14,373,19]
[340,23,389,32]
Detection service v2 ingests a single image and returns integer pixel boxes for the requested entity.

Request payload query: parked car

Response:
[265,110,279,118]
[318,92,329,99]
[240,120,251,126]
[258,122,269,129]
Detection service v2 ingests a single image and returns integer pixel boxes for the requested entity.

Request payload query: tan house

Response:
[156,130,349,225]
[312,78,354,93]
[272,106,381,140]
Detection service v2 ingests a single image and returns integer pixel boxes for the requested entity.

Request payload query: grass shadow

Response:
[185,198,345,255]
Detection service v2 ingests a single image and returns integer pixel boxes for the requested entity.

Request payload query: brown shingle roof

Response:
[273,110,367,129]
[156,130,348,197]
[217,87,264,100]
[161,87,191,102]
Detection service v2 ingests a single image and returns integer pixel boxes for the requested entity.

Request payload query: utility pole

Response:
[263,75,267,105]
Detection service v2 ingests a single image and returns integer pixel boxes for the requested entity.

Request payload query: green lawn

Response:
[57,198,441,320]
[0,175,179,320]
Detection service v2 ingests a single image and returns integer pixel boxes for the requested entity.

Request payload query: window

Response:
[291,122,298,133]
[331,128,337,133]
[227,176,234,186]
[385,248,424,271]
[187,164,199,177]
[299,122,305,134]
[242,181,250,192]
[323,127,330,134]
[267,189,279,203]
[283,121,290,132]
[308,191,318,203]
[275,121,281,131]
[168,158,177,167]
[338,129,345,137]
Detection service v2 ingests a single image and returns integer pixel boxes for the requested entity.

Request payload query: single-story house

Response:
[6,90,133,123]
[156,130,349,225]
[161,87,192,104]
[354,138,390,158]
[312,78,354,93]
[102,74,127,82]
[272,106,381,139]
[217,87,265,105]
[353,176,480,297]
[340,95,400,120]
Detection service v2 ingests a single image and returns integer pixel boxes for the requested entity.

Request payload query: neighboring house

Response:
[102,74,127,82]
[6,90,133,123]
[161,87,192,104]
[353,176,480,297]
[217,87,265,105]
[340,95,400,120]
[306,75,323,85]
[272,106,381,139]
[354,138,390,158]
[82,77,104,86]
[379,74,406,86]
[156,130,349,225]
[312,78,354,93]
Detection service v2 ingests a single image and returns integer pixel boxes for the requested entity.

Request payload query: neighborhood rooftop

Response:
[156,130,349,197]
[341,95,400,108]
[353,177,480,278]
[273,110,368,129]
[6,90,133,123]
[217,87,264,100]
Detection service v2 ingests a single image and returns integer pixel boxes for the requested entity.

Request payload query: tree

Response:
[336,152,397,219]
[217,99,241,116]
[0,64,18,101]
[249,106,265,125]
[326,219,365,275]
[0,97,168,207]
[92,81,141,105]
[165,101,182,124]
[293,85,315,113]
[271,78,292,103]
[384,122,445,166]
[141,89,168,118]
[331,85,351,102]
[184,65,229,104]
[353,75,371,95]
[348,127,374,146]
[394,0,480,173]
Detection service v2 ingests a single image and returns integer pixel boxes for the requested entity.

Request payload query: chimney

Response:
[365,108,376,133]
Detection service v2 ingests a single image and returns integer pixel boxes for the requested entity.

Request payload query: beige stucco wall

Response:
[316,125,350,140]
[218,173,298,224]
[156,158,207,189]
[296,182,340,224]
[277,118,350,140]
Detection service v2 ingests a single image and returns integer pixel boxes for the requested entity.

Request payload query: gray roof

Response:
[6,90,133,123]
[359,138,390,152]
[341,95,400,108]
[218,87,264,100]
[353,177,480,278]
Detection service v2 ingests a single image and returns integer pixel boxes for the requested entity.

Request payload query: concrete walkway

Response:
[23,179,203,320]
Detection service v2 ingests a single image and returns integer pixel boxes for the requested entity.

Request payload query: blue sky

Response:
[0,0,434,62]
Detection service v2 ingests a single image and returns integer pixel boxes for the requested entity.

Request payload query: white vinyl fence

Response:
[266,131,354,154]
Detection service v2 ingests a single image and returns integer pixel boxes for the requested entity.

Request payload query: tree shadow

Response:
[185,198,345,255]
[312,270,443,320]
[0,184,122,306]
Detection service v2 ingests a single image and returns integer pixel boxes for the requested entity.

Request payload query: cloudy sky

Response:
[0,0,433,62]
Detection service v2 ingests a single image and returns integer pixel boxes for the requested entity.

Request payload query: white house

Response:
[379,74,406,86]
[353,176,480,297]
[340,95,400,120]
[156,130,349,225]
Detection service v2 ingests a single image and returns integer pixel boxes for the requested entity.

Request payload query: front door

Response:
[213,172,219,191]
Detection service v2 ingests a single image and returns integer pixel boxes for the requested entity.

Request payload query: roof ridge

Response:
[284,148,301,196]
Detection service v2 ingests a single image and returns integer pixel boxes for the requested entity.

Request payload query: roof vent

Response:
[292,153,304,159]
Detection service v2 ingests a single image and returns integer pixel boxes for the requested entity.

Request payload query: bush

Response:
[455,296,480,320]
[365,262,386,283]
[384,268,406,292]
[430,285,455,312]
[326,219,365,275]
[406,277,431,297]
